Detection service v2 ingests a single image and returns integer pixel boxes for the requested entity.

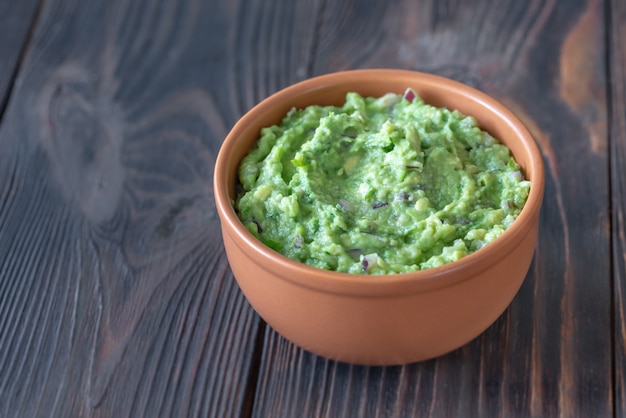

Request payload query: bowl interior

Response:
[215,69,544,293]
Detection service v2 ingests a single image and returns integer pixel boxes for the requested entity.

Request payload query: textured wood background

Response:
[0,0,620,417]
[612,0,626,415]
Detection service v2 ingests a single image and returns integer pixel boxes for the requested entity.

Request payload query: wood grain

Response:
[0,0,263,416]
[0,1,41,116]
[611,0,626,414]
[250,0,613,417]
[0,0,618,416]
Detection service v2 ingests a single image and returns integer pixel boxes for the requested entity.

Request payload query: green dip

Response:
[235,90,530,274]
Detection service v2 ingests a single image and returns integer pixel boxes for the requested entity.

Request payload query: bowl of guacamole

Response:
[214,69,544,365]
[235,89,530,275]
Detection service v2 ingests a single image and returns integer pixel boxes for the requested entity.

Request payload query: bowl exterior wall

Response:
[222,218,538,365]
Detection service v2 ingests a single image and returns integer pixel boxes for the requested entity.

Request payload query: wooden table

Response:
[0,0,623,416]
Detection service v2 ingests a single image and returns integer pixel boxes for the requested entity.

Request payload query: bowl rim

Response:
[214,68,545,296]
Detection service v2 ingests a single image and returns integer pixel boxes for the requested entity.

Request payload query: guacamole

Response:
[235,90,530,274]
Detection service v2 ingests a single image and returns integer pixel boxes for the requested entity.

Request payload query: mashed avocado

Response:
[235,90,530,274]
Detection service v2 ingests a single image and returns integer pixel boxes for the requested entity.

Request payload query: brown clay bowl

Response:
[213,69,544,365]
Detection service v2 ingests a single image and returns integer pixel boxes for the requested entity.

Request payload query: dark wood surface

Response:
[612,0,626,415]
[0,0,619,416]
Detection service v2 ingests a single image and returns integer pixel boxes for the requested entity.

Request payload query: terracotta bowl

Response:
[214,69,544,365]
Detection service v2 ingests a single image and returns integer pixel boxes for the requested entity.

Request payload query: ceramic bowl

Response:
[213,69,544,365]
